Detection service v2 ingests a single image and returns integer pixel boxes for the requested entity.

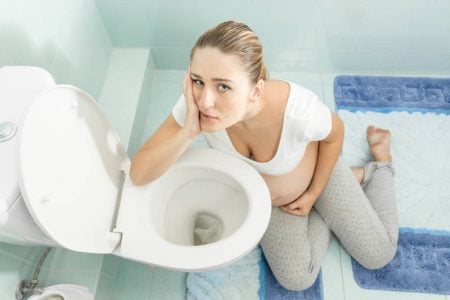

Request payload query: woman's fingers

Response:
[182,67,201,137]
[184,69,196,107]
[280,206,303,216]
[288,201,299,210]
[280,200,309,216]
[183,71,190,96]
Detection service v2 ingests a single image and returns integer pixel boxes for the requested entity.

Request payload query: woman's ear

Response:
[250,79,264,103]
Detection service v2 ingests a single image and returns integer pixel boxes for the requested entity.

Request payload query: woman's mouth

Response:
[200,112,218,120]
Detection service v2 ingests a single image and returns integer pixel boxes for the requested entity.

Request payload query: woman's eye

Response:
[218,84,230,92]
[192,79,203,86]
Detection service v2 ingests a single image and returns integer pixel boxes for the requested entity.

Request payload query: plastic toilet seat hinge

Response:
[110,169,126,234]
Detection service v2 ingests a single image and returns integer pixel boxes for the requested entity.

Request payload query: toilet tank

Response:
[0,66,56,246]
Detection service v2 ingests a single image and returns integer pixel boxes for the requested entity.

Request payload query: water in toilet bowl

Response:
[161,168,249,247]
[193,213,223,245]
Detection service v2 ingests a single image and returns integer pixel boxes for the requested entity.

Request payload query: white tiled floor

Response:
[143,70,450,300]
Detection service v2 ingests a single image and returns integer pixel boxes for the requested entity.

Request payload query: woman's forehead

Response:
[191,48,247,80]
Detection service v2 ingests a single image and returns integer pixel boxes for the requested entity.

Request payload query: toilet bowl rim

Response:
[117,148,272,271]
[118,211,269,272]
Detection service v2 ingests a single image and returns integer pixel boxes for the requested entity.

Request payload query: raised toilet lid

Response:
[17,85,128,253]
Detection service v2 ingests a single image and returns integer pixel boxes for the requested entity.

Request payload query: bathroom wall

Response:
[0,0,112,98]
[98,48,154,151]
[95,0,450,75]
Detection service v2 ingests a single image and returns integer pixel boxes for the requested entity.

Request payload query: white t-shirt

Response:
[172,81,332,175]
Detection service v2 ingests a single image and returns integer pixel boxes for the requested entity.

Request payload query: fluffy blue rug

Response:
[334,75,450,114]
[335,75,450,295]
[259,254,323,300]
[351,228,450,295]
[186,246,323,299]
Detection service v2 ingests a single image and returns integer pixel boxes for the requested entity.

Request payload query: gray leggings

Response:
[260,158,399,291]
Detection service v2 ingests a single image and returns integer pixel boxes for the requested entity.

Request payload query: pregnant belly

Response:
[262,142,319,207]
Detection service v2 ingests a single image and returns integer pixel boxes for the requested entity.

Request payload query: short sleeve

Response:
[304,97,332,141]
[171,94,186,126]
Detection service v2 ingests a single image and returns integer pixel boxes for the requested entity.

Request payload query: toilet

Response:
[27,284,94,300]
[0,66,271,271]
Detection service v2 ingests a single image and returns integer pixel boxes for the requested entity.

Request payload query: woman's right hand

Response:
[182,69,202,139]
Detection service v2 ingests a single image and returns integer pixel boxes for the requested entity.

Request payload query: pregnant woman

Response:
[130,21,398,291]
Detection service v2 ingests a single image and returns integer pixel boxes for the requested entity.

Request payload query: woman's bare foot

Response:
[351,167,364,184]
[367,125,392,162]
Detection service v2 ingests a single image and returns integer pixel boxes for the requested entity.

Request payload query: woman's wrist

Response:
[306,187,322,201]
[179,126,200,141]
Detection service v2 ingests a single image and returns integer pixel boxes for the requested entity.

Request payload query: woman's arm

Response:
[281,113,344,215]
[130,116,195,185]
[307,112,344,198]
[130,71,201,185]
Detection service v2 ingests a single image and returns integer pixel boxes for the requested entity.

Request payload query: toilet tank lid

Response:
[0,66,56,214]
[17,85,129,253]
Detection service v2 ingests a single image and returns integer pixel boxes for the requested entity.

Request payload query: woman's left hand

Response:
[280,190,318,216]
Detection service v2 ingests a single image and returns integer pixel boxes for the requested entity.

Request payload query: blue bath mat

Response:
[334,75,450,114]
[186,246,323,299]
[351,228,450,295]
[259,254,323,300]
[334,75,450,295]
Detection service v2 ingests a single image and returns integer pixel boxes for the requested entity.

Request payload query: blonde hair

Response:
[190,21,268,84]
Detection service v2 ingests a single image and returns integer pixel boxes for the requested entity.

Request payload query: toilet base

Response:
[27,284,94,300]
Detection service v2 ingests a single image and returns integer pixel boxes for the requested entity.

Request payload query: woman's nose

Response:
[197,88,215,110]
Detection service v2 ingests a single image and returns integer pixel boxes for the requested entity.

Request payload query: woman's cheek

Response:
[192,87,200,102]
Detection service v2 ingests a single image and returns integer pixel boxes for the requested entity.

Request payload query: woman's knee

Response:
[356,241,398,269]
[271,264,320,291]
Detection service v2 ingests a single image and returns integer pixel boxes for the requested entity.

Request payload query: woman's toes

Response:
[367,126,392,162]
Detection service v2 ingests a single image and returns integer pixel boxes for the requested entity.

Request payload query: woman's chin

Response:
[200,115,236,132]
[200,121,225,132]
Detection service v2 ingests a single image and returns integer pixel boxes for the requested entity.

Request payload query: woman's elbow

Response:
[129,161,147,186]
[333,113,345,134]
[324,113,344,143]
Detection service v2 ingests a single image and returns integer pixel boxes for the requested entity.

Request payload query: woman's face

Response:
[190,47,257,132]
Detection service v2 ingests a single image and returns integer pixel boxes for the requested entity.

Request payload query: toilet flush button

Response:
[0,122,17,142]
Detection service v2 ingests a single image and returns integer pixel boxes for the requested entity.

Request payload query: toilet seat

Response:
[17,85,271,271]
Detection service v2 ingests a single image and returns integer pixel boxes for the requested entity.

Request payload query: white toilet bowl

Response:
[27,284,94,300]
[0,66,272,271]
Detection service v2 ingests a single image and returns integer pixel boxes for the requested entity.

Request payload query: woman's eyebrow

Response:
[191,73,234,83]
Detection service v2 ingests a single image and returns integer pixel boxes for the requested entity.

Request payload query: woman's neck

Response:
[235,90,268,131]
